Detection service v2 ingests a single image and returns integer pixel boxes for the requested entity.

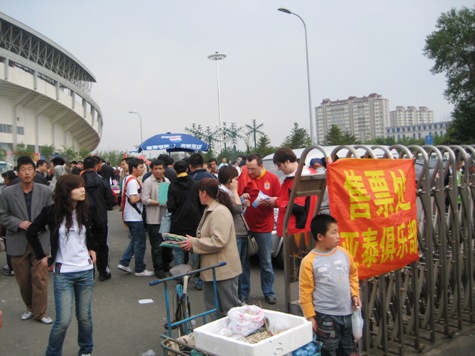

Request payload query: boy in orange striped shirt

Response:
[299,214,362,356]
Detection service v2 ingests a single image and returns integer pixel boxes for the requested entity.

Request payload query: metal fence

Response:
[283,144,475,355]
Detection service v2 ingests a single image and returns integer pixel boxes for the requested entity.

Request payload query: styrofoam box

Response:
[194,309,313,356]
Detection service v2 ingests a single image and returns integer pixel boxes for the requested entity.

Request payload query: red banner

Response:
[327,159,418,280]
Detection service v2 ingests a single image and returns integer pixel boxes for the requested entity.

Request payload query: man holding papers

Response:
[142,159,171,278]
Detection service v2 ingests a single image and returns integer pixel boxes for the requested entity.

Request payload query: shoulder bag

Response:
[240,214,258,257]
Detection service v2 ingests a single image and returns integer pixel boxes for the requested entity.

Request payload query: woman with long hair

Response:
[180,178,243,316]
[26,174,96,356]
[218,165,251,303]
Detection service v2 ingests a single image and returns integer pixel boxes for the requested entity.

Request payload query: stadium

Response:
[0,12,102,160]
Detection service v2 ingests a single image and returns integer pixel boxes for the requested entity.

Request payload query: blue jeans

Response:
[120,221,147,273]
[236,236,250,299]
[46,269,94,356]
[174,249,202,287]
[253,231,275,297]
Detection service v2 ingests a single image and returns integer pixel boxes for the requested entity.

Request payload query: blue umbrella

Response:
[137,132,209,153]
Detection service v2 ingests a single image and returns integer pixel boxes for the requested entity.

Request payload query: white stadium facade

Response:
[0,12,102,160]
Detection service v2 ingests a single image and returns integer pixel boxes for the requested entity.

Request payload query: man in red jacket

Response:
[238,154,280,304]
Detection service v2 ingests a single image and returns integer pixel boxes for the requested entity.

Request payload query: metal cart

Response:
[149,262,226,356]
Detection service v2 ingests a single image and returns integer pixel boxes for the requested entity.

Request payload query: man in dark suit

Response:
[34,159,49,185]
[0,156,53,324]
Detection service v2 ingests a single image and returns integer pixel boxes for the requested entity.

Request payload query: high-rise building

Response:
[315,93,389,143]
[390,106,433,126]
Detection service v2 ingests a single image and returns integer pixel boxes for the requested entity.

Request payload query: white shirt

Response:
[55,213,93,273]
[122,176,143,222]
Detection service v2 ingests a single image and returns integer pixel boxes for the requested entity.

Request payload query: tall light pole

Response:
[128,111,143,144]
[208,52,226,128]
[278,8,316,145]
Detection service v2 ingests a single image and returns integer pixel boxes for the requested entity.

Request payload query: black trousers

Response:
[147,224,173,274]
[95,225,110,277]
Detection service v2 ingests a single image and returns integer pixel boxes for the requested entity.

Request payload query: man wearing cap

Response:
[0,156,53,324]
[309,157,326,174]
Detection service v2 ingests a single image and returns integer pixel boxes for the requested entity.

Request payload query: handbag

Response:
[159,212,172,234]
[247,233,259,257]
[240,214,258,257]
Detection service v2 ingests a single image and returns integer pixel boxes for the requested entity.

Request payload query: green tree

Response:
[14,143,35,160]
[62,146,79,162]
[424,7,475,143]
[185,123,219,156]
[322,125,359,145]
[255,133,274,157]
[0,147,6,161]
[281,122,311,148]
[245,119,264,151]
[39,144,55,160]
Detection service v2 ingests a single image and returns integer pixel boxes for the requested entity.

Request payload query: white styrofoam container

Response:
[194,309,313,356]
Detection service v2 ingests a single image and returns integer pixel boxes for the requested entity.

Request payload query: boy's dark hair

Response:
[128,158,144,174]
[36,159,47,168]
[246,153,263,166]
[83,156,97,170]
[17,156,35,170]
[207,158,217,165]
[174,160,188,174]
[157,154,173,166]
[2,170,17,180]
[311,214,338,241]
[150,159,165,169]
[189,153,204,168]
[273,147,297,165]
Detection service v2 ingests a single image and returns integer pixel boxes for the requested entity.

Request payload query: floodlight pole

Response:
[208,52,226,128]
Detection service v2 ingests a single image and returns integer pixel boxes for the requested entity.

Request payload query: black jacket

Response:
[81,170,114,225]
[167,175,201,236]
[34,171,48,185]
[26,205,96,266]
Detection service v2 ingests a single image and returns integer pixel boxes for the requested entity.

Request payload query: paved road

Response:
[1,207,474,355]
[0,208,288,356]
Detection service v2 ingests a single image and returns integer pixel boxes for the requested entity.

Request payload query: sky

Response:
[1,0,473,152]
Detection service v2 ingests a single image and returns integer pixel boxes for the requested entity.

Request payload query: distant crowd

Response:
[0,150,361,356]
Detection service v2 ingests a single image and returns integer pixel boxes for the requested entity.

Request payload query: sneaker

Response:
[81,354,91,356]
[38,316,53,324]
[3,264,9,271]
[21,311,33,320]
[4,269,14,277]
[117,264,132,273]
[135,269,154,277]
[98,272,112,281]
[265,295,277,305]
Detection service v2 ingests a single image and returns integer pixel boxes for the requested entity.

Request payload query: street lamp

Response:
[208,51,226,128]
[128,111,143,144]
[278,8,316,145]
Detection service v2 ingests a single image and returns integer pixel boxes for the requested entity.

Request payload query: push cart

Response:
[149,262,226,356]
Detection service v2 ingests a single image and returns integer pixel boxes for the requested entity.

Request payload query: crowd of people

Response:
[0,149,361,356]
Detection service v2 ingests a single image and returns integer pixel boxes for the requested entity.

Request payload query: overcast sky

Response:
[1,0,472,152]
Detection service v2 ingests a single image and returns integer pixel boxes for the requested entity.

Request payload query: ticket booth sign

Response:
[327,159,418,280]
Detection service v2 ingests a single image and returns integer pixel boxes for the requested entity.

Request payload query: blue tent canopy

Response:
[137,132,208,153]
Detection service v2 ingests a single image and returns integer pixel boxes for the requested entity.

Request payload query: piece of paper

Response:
[158,182,170,205]
[138,299,154,304]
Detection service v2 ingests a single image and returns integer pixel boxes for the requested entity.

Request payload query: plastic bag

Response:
[351,307,364,340]
[227,305,265,336]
